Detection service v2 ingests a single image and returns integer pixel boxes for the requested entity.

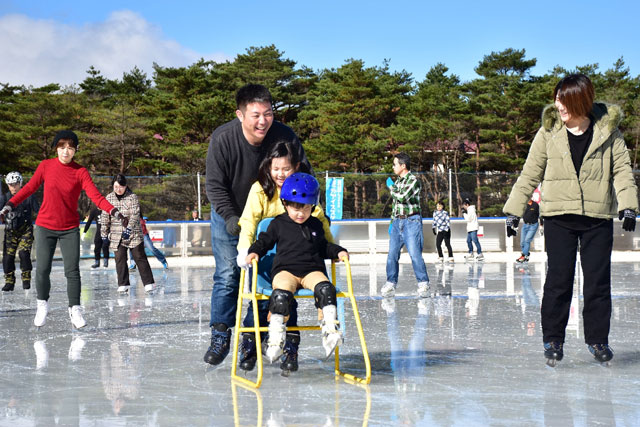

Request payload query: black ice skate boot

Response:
[544,341,564,367]
[2,272,15,291]
[203,323,231,365]
[588,344,613,363]
[239,333,257,371]
[280,332,300,372]
[91,260,100,269]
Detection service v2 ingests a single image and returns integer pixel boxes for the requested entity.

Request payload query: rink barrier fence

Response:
[1,217,639,261]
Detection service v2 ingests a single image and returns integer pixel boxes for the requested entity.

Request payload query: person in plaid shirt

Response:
[381,153,430,298]
[432,201,454,263]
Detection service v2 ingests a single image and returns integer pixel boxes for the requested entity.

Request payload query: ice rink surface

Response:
[1,258,640,426]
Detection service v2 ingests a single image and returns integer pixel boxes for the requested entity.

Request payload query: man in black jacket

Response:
[203,84,311,366]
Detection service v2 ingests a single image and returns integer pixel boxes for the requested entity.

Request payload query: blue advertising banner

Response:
[325,177,344,220]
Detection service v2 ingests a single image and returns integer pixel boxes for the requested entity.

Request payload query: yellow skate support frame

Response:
[231,257,371,388]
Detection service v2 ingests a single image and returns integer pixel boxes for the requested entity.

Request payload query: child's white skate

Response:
[321,305,343,358]
[265,314,286,363]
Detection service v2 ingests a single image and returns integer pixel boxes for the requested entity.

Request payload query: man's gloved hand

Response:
[619,209,636,232]
[225,216,240,236]
[121,226,132,241]
[111,208,129,229]
[462,208,467,214]
[386,177,394,189]
[0,204,12,223]
[506,215,520,237]
[102,237,109,246]
[432,228,437,235]
[236,248,249,269]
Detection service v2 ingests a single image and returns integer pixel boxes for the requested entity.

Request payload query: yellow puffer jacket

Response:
[504,102,638,218]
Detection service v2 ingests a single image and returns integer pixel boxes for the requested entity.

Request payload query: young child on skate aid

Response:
[245,172,349,365]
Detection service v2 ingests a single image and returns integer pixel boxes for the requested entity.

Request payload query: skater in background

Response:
[514,197,542,263]
[0,172,39,291]
[462,198,483,261]
[246,173,348,362]
[128,214,168,269]
[203,84,310,366]
[236,141,331,373]
[504,74,638,365]
[101,174,155,294]
[432,201,454,263]
[0,130,128,328]
[381,153,430,298]
[84,207,110,268]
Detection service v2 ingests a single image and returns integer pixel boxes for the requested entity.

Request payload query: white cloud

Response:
[0,11,230,87]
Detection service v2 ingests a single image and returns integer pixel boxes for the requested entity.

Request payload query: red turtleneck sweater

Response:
[9,158,114,231]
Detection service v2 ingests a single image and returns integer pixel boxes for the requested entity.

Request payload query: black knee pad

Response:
[269,289,293,317]
[314,281,336,309]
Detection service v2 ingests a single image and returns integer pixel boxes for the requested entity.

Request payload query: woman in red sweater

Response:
[0,130,129,328]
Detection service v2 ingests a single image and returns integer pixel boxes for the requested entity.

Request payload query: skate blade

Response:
[281,369,291,377]
[546,359,558,368]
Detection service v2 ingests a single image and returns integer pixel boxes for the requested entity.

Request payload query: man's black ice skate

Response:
[544,341,563,367]
[588,344,613,364]
[203,324,231,365]
[22,281,30,290]
[280,332,300,373]
[91,261,100,269]
[2,282,14,292]
[239,333,257,371]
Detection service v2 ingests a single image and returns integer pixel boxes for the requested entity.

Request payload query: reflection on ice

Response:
[1,259,640,425]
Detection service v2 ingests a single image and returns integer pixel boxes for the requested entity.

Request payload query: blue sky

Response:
[1,0,639,87]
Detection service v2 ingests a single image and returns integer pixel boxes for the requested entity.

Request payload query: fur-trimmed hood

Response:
[541,102,623,134]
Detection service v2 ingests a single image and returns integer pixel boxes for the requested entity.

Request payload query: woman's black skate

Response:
[588,344,613,364]
[544,342,563,367]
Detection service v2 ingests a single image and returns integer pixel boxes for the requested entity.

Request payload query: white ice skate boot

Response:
[144,283,154,293]
[417,281,430,298]
[265,314,286,363]
[68,336,86,361]
[34,340,48,370]
[34,299,48,327]
[380,281,396,297]
[117,286,129,293]
[321,305,343,358]
[68,305,87,329]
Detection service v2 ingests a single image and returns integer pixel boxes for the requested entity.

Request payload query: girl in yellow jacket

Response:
[235,140,333,374]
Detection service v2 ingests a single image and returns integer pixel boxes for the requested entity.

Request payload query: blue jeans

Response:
[519,223,538,256]
[466,231,482,254]
[209,210,297,329]
[386,215,429,284]
[143,234,166,264]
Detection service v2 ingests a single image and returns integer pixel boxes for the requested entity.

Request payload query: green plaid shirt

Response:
[390,172,422,218]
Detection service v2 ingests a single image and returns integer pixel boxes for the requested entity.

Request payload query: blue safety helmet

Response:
[281,172,319,205]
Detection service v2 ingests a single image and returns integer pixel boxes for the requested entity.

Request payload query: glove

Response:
[121,226,132,241]
[0,204,11,223]
[506,215,520,237]
[386,177,394,189]
[236,248,249,269]
[432,228,437,235]
[225,216,240,236]
[619,209,636,232]
[102,237,109,246]
[111,208,129,229]
[462,208,467,214]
